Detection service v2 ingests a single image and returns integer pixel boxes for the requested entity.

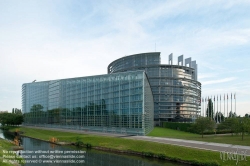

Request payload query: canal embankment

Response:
[8,126,249,166]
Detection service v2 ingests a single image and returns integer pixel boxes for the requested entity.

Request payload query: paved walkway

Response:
[23,126,250,156]
[127,136,250,156]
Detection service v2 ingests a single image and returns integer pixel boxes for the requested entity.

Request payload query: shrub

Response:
[157,153,166,159]
[162,122,193,132]
[75,136,83,146]
[0,126,11,131]
[203,130,232,135]
[85,143,92,149]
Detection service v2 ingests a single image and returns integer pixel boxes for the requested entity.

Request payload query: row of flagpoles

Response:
[201,93,236,122]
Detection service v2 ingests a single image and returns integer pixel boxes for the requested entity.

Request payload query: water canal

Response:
[0,129,188,166]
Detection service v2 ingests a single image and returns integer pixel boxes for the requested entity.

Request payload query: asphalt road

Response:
[23,126,250,156]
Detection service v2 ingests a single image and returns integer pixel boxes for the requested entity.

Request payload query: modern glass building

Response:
[22,52,201,134]
[22,71,154,135]
[108,53,201,124]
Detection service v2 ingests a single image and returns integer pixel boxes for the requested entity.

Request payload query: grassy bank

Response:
[148,127,250,146]
[10,126,250,166]
[0,138,23,166]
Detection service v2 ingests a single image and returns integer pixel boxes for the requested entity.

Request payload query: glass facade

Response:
[22,71,154,136]
[108,52,201,123]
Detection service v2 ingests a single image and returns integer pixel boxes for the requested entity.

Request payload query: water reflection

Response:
[0,130,187,166]
[0,129,15,140]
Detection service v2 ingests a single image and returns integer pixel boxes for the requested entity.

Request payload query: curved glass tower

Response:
[108,52,201,123]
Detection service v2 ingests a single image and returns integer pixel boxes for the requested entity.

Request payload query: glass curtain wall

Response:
[107,52,201,123]
[22,71,154,136]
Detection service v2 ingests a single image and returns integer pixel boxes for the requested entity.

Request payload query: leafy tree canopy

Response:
[0,113,23,126]
[191,117,216,138]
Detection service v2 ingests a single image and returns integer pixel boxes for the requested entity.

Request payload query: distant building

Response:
[108,53,201,124]
[22,52,201,135]
[0,111,8,113]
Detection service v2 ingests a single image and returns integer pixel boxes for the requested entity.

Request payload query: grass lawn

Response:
[9,126,250,166]
[148,127,250,146]
[0,138,23,166]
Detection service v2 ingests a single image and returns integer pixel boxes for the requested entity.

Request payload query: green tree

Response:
[191,117,216,138]
[14,114,24,125]
[217,117,238,136]
[206,99,214,120]
[0,113,23,126]
[237,117,250,140]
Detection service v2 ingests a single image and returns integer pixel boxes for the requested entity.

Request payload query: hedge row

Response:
[162,122,233,135]
[162,122,192,132]
[203,130,232,135]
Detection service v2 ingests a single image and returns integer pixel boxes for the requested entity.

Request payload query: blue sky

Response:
[0,0,250,116]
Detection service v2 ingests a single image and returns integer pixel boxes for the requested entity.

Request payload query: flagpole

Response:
[203,98,204,117]
[216,95,217,122]
[224,93,226,121]
[211,96,214,120]
[203,97,205,117]
[210,96,211,120]
[214,96,215,121]
[206,97,207,118]
[235,93,236,116]
[203,97,204,117]
[217,95,218,123]
[203,98,205,117]
[220,94,221,123]
[209,96,210,119]
[231,93,232,117]
[207,97,209,118]
[207,97,208,117]
[211,96,212,120]
[207,97,208,118]
[209,96,211,120]
[227,93,228,118]
[205,97,206,117]
[212,96,213,120]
